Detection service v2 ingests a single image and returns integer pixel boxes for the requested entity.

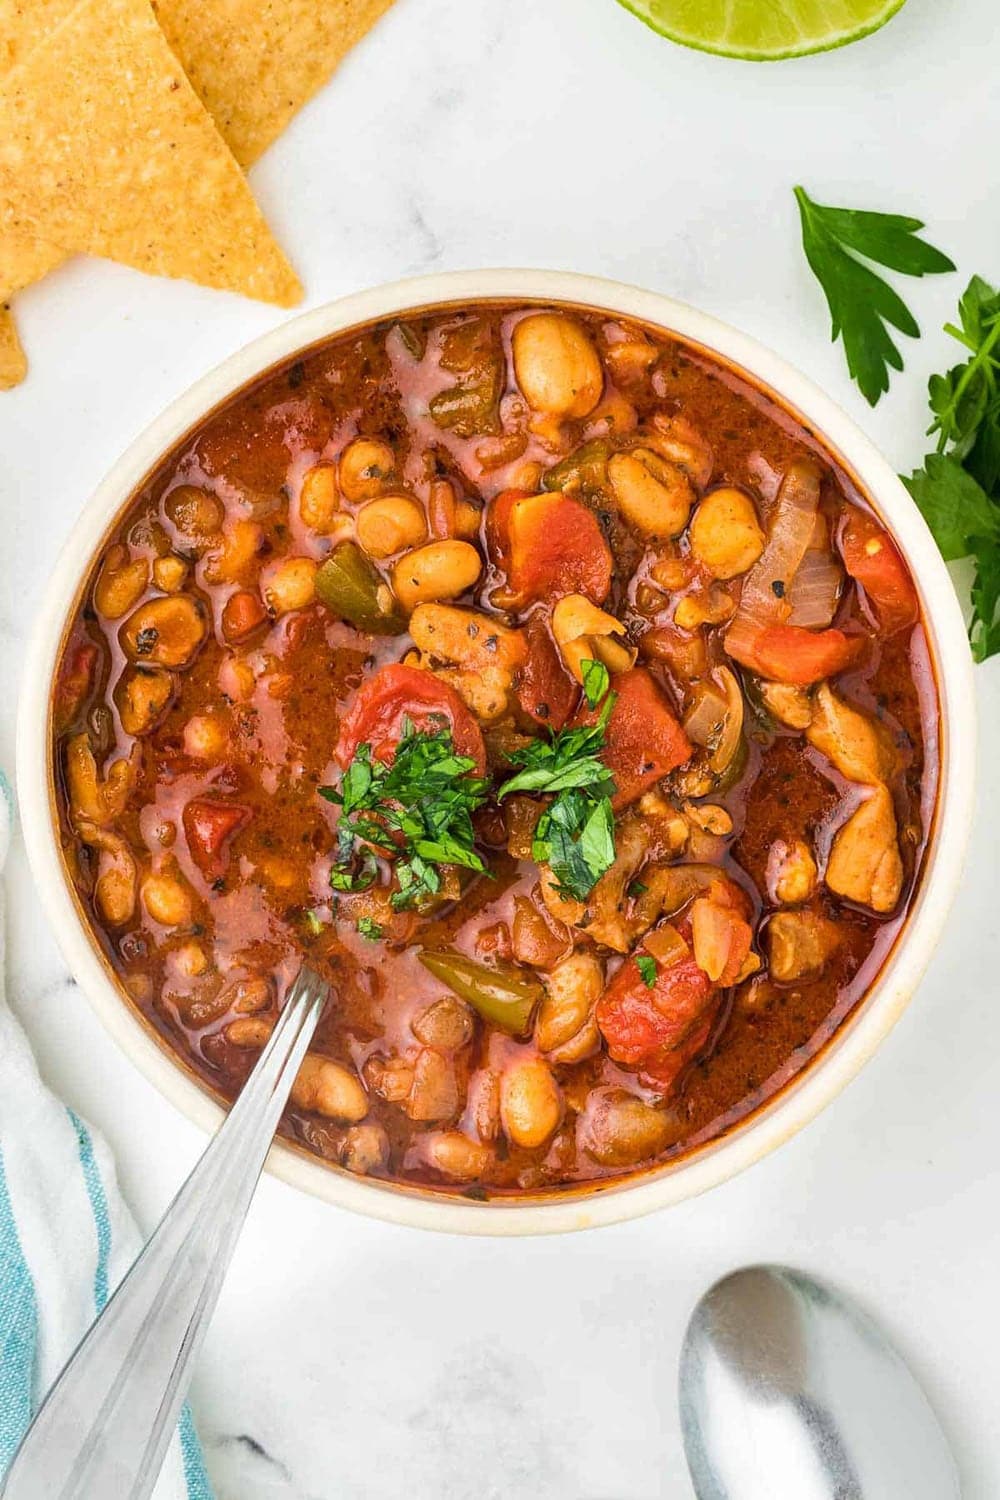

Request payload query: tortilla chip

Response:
[0,304,27,389]
[0,0,302,307]
[0,4,75,299]
[0,0,78,72]
[1,0,397,166]
[153,0,397,168]
[0,232,67,301]
[0,0,395,303]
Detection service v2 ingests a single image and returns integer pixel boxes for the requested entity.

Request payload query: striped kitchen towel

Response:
[0,773,214,1498]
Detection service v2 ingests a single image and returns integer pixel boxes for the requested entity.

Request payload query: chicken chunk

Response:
[78,823,138,928]
[825,784,904,913]
[807,684,897,785]
[767,838,818,905]
[767,910,841,983]
[579,817,650,951]
[759,680,813,730]
[65,734,138,828]
[409,603,527,723]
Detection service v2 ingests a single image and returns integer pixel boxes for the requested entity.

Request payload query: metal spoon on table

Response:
[680,1264,960,1500]
[0,962,330,1500]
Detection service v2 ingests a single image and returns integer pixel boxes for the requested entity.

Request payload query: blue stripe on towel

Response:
[68,1109,112,1311]
[69,1109,215,1499]
[0,1147,37,1473]
[180,1407,215,1500]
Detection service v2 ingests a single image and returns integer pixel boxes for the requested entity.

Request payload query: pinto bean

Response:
[423,1131,494,1181]
[120,595,208,670]
[116,667,174,736]
[500,1057,562,1149]
[342,1122,390,1175]
[581,1089,684,1167]
[339,438,395,501]
[512,313,603,419]
[263,557,318,615]
[690,488,765,579]
[93,545,149,620]
[412,996,475,1050]
[392,541,482,613]
[608,449,694,538]
[291,1055,369,1122]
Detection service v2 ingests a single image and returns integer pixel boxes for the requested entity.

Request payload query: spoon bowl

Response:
[679,1265,959,1500]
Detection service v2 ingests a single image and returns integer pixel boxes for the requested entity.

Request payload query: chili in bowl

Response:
[17,271,975,1234]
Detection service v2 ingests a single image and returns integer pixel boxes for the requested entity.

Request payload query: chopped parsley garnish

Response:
[794,185,954,406]
[320,719,489,909]
[497,662,618,902]
[903,275,1000,662]
[636,954,657,988]
[356,917,383,941]
[581,657,610,710]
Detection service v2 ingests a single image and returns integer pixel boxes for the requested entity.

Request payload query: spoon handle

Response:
[0,963,329,1500]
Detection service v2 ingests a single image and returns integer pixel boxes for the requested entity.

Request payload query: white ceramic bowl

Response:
[16,269,976,1235]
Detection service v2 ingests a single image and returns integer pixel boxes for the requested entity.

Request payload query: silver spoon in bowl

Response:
[0,962,330,1500]
[680,1264,960,1500]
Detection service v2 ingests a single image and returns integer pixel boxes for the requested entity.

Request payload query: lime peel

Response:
[616,0,909,61]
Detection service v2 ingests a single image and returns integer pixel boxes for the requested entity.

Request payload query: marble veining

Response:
[3,0,1000,1493]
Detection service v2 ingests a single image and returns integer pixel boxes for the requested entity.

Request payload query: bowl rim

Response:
[15,267,977,1235]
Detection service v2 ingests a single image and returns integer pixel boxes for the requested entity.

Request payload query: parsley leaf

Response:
[794,185,955,406]
[902,276,1000,662]
[499,661,619,901]
[497,683,615,801]
[636,955,657,988]
[356,917,383,941]
[904,458,1000,661]
[581,657,610,709]
[903,454,1000,561]
[320,719,490,908]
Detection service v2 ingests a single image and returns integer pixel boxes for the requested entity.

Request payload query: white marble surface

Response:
[2,0,1000,1493]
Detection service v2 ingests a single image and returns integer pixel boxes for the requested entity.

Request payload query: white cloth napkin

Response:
[0,773,214,1497]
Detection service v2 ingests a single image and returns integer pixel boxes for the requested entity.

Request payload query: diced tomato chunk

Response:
[54,642,98,732]
[492,492,612,604]
[485,489,530,568]
[690,891,753,986]
[222,589,268,643]
[840,509,918,635]
[578,667,691,809]
[183,798,251,879]
[598,889,751,1090]
[640,1003,721,1092]
[516,616,579,731]
[597,939,716,1091]
[725,622,863,686]
[335,663,486,774]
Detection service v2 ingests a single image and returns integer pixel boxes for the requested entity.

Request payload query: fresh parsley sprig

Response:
[498,659,618,902]
[636,954,657,988]
[903,275,1000,662]
[794,185,955,407]
[319,719,490,909]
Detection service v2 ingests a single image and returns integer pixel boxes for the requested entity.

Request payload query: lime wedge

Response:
[617,0,908,60]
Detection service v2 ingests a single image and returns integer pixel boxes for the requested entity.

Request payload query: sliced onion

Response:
[683,681,728,748]
[681,667,744,775]
[733,459,821,626]
[643,922,689,966]
[785,546,843,629]
[708,666,744,775]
